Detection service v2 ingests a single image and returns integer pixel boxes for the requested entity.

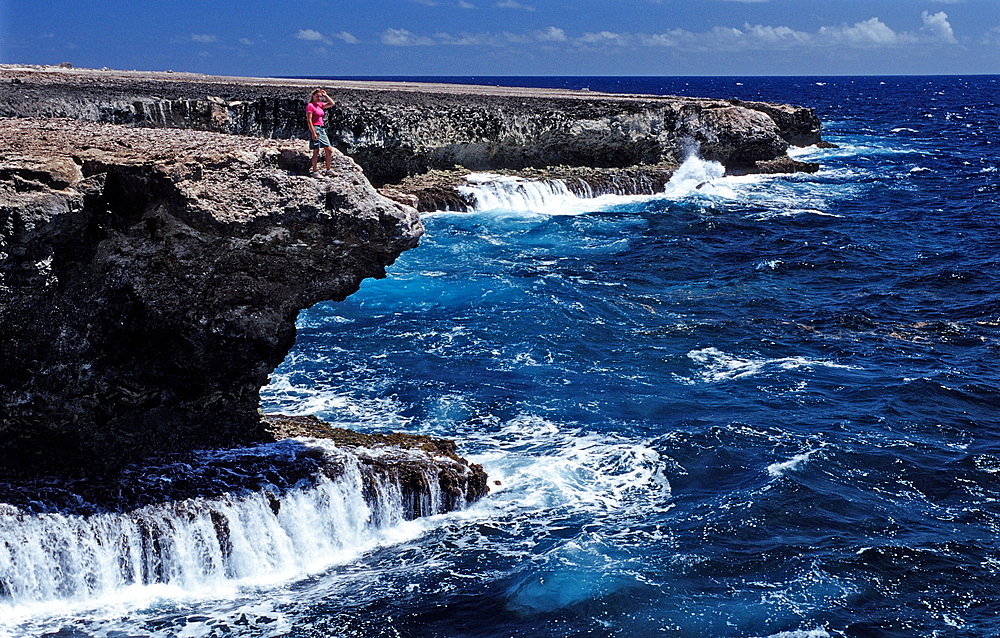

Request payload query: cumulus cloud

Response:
[333,31,360,44]
[238,38,254,46]
[580,31,631,46]
[381,28,436,46]
[921,11,957,43]
[375,12,960,52]
[818,17,909,46]
[741,23,811,46]
[294,29,357,45]
[534,26,568,42]
[457,1,476,7]
[191,34,217,43]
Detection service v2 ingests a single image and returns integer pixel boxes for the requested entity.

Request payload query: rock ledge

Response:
[0,118,422,476]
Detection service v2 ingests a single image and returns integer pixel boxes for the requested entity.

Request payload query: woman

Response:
[306,88,336,176]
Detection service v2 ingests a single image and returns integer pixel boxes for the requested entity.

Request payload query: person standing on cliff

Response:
[307,89,336,176]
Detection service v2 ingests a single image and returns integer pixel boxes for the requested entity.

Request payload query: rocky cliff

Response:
[0,117,422,476]
[1,66,823,206]
[0,66,825,476]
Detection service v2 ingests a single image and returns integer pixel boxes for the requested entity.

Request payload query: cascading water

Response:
[456,156,732,214]
[0,438,479,611]
[457,173,582,213]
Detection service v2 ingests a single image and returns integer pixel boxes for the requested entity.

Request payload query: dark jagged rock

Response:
[0,415,487,515]
[0,118,422,476]
[265,414,489,512]
[0,66,825,189]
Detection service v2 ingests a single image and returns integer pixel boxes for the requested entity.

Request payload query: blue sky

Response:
[2,0,998,76]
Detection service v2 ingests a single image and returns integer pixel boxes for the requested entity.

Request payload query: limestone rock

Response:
[0,118,423,476]
[0,67,824,188]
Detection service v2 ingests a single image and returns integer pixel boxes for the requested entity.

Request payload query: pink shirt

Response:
[306,102,325,127]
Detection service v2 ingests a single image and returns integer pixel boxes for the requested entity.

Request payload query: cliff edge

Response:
[1,66,824,210]
[0,66,825,476]
[0,117,422,475]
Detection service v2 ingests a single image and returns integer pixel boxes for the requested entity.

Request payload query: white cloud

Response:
[641,29,695,47]
[333,31,360,44]
[818,17,910,46]
[238,38,254,46]
[410,0,440,5]
[435,32,499,45]
[294,29,356,45]
[580,31,631,46]
[381,28,436,46]
[191,34,217,43]
[741,23,811,46]
[534,26,568,42]
[458,1,476,7]
[295,29,328,42]
[495,0,536,10]
[921,10,957,44]
[373,12,961,53]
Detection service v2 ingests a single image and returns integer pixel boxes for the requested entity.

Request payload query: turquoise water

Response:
[2,76,999,637]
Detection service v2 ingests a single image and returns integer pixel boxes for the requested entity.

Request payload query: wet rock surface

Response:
[0,117,422,476]
[265,414,490,514]
[0,416,486,515]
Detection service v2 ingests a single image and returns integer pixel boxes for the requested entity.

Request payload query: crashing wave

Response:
[0,438,485,609]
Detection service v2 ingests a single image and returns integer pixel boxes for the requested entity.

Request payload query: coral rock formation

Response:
[0,118,422,475]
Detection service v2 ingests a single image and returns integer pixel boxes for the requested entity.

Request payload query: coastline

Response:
[2,64,824,210]
[0,63,824,475]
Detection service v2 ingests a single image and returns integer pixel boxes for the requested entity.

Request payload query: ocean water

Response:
[3,76,1000,637]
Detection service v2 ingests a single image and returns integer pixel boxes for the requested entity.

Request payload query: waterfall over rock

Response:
[0,436,486,608]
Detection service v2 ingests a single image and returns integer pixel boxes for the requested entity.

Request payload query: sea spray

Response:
[661,154,731,199]
[456,155,733,214]
[457,173,583,213]
[0,439,480,609]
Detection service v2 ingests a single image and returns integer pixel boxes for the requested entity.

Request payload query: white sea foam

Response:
[453,154,756,215]
[458,173,585,214]
[465,415,670,515]
[767,446,824,477]
[0,440,463,628]
[763,630,832,638]
[680,347,857,384]
[262,373,409,429]
[457,172,663,215]
[660,155,739,199]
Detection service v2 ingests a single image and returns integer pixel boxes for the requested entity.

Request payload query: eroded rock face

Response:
[0,118,423,476]
[0,67,823,186]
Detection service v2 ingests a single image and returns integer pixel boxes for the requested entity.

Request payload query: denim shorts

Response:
[309,127,332,149]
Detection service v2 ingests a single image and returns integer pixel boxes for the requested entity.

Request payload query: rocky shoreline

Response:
[1,65,825,211]
[0,116,421,476]
[0,65,827,479]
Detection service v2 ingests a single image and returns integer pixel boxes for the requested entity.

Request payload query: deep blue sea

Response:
[3,76,999,637]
